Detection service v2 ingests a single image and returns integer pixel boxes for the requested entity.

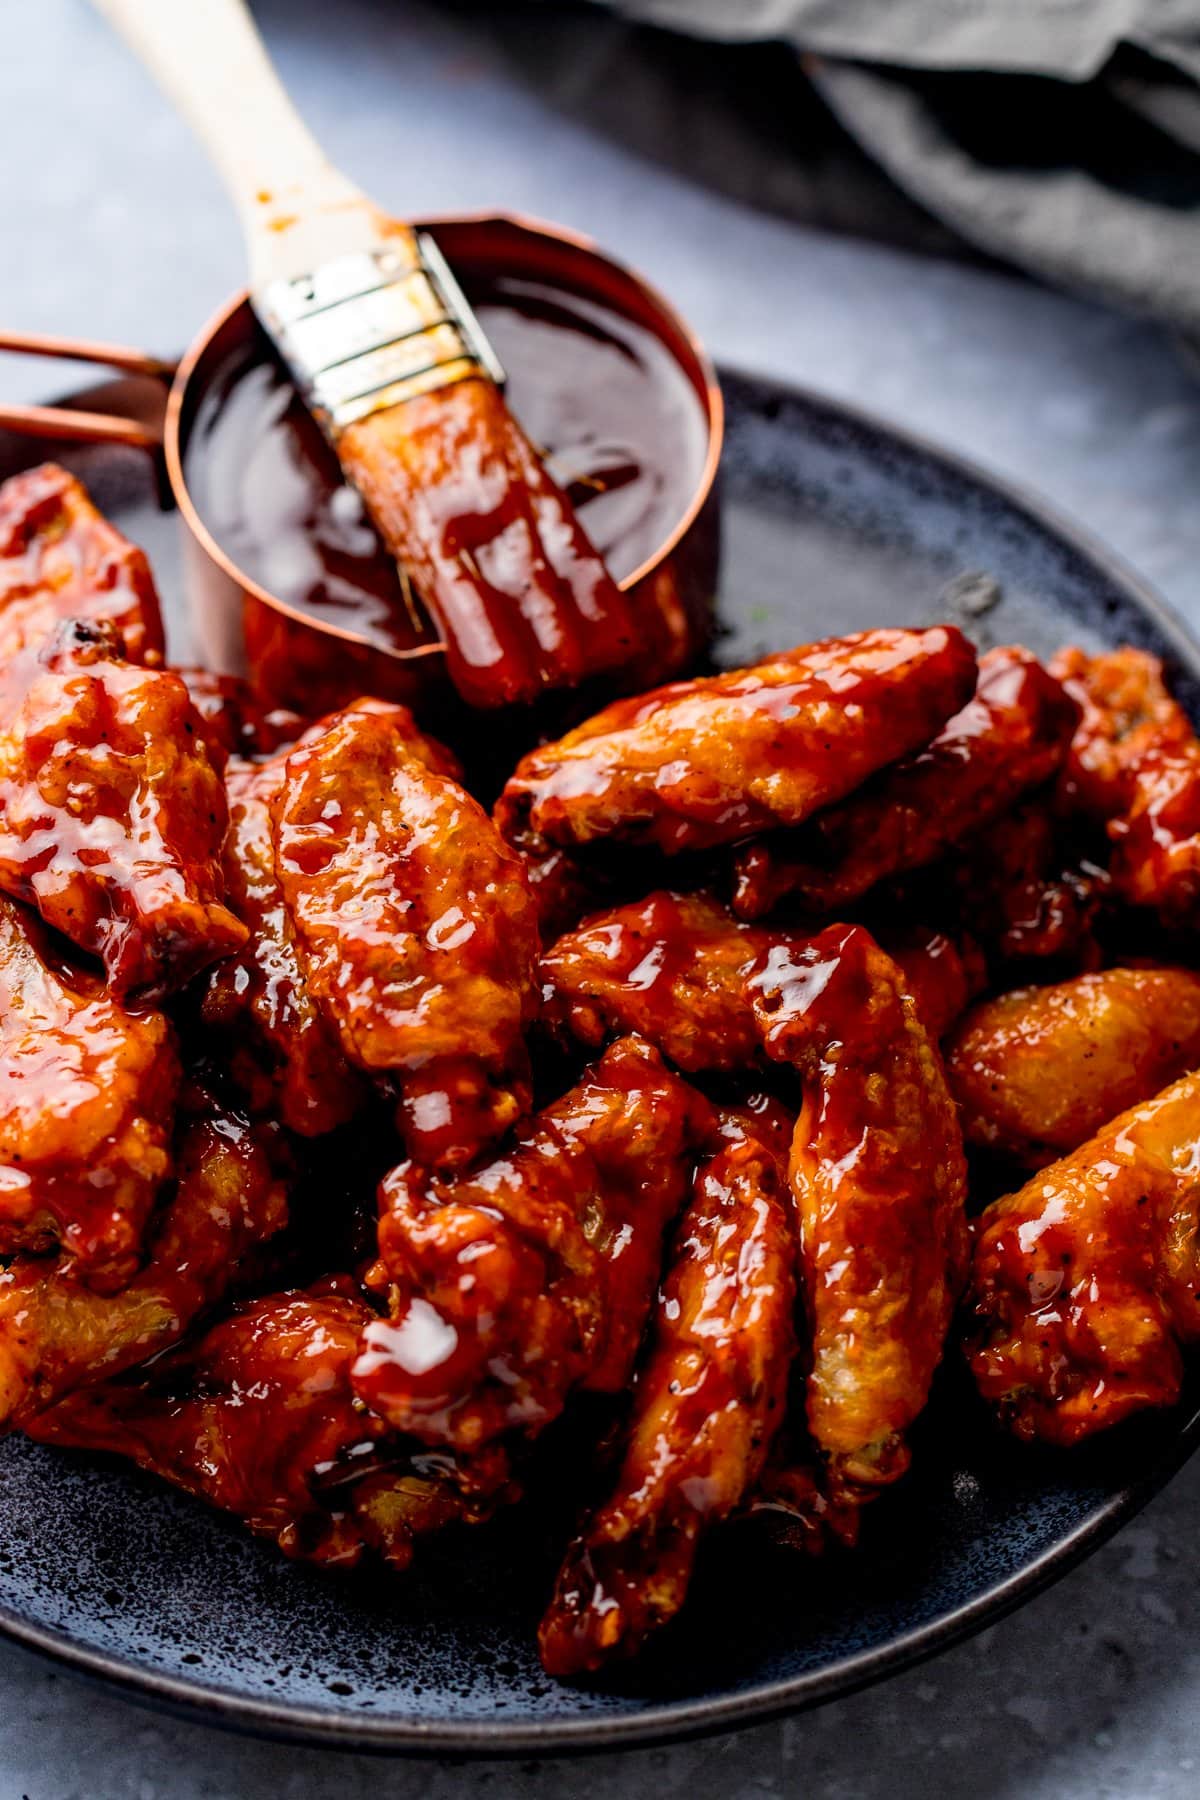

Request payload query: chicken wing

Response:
[29,1288,512,1569]
[201,754,368,1138]
[731,646,1077,918]
[353,1035,713,1451]
[1052,645,1194,817]
[0,620,245,997]
[540,893,980,1078]
[272,706,539,1169]
[496,627,976,857]
[969,1070,1200,1444]
[946,966,1200,1166]
[0,462,164,691]
[0,893,178,1290]
[749,924,968,1499]
[539,1129,796,1676]
[1053,646,1200,921]
[1113,750,1200,922]
[540,891,776,1073]
[203,701,462,1137]
[0,1097,288,1428]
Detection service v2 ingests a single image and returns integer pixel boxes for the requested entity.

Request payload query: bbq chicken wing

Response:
[0,894,178,1289]
[272,706,539,1169]
[946,966,1200,1166]
[30,1289,513,1570]
[202,699,463,1136]
[1113,749,1200,922]
[540,891,777,1073]
[496,627,976,858]
[1052,645,1195,817]
[732,646,1077,919]
[541,894,980,1084]
[1053,646,1200,921]
[201,754,368,1137]
[0,463,164,692]
[969,1070,1200,1444]
[354,1035,714,1452]
[538,1129,797,1676]
[0,620,245,997]
[0,1098,288,1429]
[749,924,969,1499]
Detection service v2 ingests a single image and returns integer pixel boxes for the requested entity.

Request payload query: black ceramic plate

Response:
[2,367,1199,1756]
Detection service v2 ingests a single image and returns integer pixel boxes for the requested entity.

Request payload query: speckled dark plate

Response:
[2,366,1199,1756]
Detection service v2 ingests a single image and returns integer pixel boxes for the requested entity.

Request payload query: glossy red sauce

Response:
[184,277,709,657]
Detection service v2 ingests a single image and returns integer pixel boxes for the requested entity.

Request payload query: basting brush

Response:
[96,0,644,708]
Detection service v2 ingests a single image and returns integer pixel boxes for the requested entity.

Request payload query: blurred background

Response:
[4,3,1200,1796]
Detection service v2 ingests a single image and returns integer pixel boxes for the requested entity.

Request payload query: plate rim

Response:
[3,360,1200,1756]
[4,1400,1200,1757]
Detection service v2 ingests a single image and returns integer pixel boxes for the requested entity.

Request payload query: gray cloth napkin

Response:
[600,1,1200,81]
[587,0,1200,338]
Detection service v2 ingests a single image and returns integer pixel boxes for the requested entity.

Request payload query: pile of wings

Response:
[3,460,1200,1679]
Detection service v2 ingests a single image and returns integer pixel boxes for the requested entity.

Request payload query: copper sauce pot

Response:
[3,213,723,721]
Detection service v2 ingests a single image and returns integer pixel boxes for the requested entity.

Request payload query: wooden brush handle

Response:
[93,0,400,287]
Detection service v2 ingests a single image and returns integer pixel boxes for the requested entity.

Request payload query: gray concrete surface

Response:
[4,2,1200,1794]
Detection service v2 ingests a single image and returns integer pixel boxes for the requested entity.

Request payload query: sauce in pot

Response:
[184,276,709,657]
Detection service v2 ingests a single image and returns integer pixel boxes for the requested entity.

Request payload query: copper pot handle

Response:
[0,329,176,450]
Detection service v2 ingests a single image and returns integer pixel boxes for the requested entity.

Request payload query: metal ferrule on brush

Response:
[256,232,506,438]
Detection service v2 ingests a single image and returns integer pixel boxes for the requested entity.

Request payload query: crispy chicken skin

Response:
[0,463,164,687]
[969,1071,1200,1444]
[0,620,245,997]
[496,627,977,858]
[946,967,1200,1166]
[749,924,969,1499]
[0,1099,288,1429]
[272,706,539,1169]
[29,1289,512,1569]
[1053,646,1200,921]
[354,1035,714,1452]
[732,646,1077,919]
[539,1130,796,1676]
[0,894,178,1289]
[339,378,646,710]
